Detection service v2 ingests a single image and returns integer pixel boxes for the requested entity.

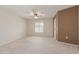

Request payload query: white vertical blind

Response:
[35,22,44,32]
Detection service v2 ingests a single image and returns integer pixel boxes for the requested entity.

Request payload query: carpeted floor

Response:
[0,36,79,54]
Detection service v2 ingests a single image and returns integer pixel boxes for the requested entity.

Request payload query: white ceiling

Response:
[0,5,75,19]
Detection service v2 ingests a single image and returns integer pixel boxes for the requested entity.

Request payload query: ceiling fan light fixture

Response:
[34,16,38,19]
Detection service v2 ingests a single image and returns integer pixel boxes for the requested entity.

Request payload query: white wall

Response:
[27,18,53,37]
[0,8,27,46]
[54,18,56,39]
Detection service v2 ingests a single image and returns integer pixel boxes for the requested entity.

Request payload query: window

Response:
[35,22,44,32]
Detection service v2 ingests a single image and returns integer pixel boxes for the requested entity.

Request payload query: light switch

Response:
[65,36,69,39]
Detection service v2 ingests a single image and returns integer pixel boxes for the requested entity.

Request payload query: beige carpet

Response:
[0,36,79,54]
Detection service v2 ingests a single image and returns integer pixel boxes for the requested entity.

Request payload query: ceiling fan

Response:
[29,9,45,19]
